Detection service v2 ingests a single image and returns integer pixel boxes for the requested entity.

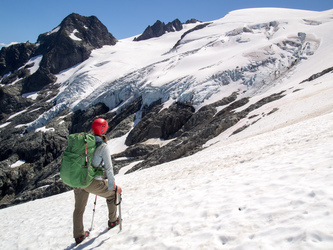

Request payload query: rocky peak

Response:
[37,13,117,55]
[134,19,183,41]
[1,13,117,94]
[35,13,117,75]
[185,18,200,24]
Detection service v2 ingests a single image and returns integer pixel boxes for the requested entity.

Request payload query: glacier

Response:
[23,8,330,132]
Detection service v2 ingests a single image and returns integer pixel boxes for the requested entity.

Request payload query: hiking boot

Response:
[75,231,89,245]
[108,218,120,230]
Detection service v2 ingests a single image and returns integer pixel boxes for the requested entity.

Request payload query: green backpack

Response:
[60,132,103,188]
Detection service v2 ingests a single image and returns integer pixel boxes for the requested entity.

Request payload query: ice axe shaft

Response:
[119,199,122,232]
[116,193,122,232]
[89,195,98,231]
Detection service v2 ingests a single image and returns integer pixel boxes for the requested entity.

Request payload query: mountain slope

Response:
[0,76,332,249]
[0,8,333,208]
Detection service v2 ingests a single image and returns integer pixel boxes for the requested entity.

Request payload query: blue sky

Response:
[0,0,332,47]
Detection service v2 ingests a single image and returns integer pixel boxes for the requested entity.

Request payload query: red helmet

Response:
[92,118,109,135]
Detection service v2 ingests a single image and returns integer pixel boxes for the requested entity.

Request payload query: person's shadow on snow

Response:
[64,229,109,250]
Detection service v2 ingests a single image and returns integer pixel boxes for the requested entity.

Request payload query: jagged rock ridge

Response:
[134,19,183,41]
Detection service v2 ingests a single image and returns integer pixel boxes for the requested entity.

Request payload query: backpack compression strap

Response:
[83,132,89,185]
[84,132,88,167]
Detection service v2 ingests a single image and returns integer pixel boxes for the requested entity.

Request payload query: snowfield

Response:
[1,7,333,250]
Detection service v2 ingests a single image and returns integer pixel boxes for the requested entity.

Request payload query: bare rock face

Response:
[125,102,195,145]
[134,19,183,41]
[0,42,37,77]
[36,13,118,75]
[124,91,286,174]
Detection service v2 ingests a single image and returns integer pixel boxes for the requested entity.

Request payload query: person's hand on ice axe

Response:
[113,183,122,194]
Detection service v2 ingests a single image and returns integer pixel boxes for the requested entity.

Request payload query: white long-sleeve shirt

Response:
[91,136,115,190]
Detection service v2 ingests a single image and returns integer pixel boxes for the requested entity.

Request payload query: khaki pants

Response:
[73,179,117,238]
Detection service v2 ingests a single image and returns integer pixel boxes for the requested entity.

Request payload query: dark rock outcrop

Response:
[125,91,286,174]
[134,19,183,41]
[300,66,333,83]
[185,19,200,24]
[21,67,57,93]
[125,102,195,145]
[35,13,117,75]
[0,42,37,78]
[0,84,32,116]
[172,22,211,50]
[108,97,143,139]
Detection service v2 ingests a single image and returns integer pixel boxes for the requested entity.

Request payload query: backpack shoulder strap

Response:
[95,140,106,169]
